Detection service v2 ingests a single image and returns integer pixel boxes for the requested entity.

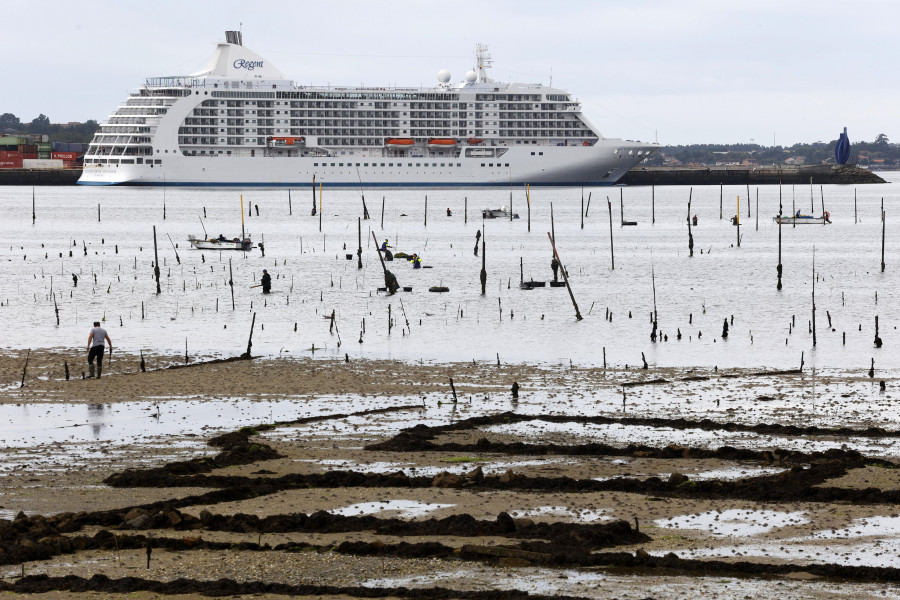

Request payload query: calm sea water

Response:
[1,174,898,369]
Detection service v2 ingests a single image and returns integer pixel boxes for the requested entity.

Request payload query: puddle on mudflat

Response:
[330,499,454,518]
[654,509,809,536]
[294,457,573,478]
[510,506,612,523]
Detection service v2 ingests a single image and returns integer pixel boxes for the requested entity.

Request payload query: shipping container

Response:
[20,145,37,153]
[0,150,21,159]
[21,153,38,159]
[36,142,51,149]
[22,159,64,169]
[51,151,79,160]
[0,136,29,146]
[0,158,23,168]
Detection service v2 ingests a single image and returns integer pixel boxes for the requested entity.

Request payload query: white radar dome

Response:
[464,70,477,83]
[437,69,451,83]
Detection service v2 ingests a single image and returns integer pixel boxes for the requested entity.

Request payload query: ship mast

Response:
[475,43,493,83]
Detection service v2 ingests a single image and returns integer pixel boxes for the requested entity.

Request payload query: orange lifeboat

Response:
[386,138,415,150]
[427,138,457,150]
[467,137,484,145]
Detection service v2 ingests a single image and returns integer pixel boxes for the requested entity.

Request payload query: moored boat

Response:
[427,138,457,150]
[774,212,831,225]
[482,206,519,219]
[188,235,252,250]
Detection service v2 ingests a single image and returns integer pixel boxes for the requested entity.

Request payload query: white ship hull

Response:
[81,144,643,187]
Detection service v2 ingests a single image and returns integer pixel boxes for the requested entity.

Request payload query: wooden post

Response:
[854,189,858,224]
[810,177,814,213]
[550,202,556,244]
[812,248,816,347]
[357,217,363,269]
[652,185,655,224]
[719,183,723,220]
[449,377,459,403]
[319,182,323,232]
[229,258,235,310]
[547,232,582,321]
[756,188,759,231]
[242,312,256,359]
[424,194,427,227]
[746,184,751,218]
[736,196,741,247]
[581,193,584,230]
[526,184,531,232]
[464,196,467,224]
[510,191,513,222]
[32,187,35,225]
[777,210,783,291]
[687,189,693,257]
[240,195,245,241]
[381,196,385,229]
[585,192,592,217]
[607,197,615,270]
[820,185,825,218]
[620,188,624,226]
[312,174,316,215]
[20,350,29,388]
[288,189,292,216]
[882,207,886,272]
[480,226,487,295]
[152,226,161,294]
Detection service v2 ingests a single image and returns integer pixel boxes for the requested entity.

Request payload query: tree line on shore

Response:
[1,113,99,144]
[643,134,898,168]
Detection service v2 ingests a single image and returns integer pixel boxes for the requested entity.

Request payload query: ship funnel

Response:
[225,30,243,46]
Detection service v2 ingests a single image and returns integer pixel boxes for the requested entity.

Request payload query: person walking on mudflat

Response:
[86,321,112,378]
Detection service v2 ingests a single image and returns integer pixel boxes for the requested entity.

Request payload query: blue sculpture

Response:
[835,127,850,165]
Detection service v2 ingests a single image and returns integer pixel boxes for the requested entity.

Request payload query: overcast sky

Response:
[4,0,896,146]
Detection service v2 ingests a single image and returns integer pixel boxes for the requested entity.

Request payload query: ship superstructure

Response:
[79,32,657,186]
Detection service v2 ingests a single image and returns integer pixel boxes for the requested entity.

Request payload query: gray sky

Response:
[4,0,896,146]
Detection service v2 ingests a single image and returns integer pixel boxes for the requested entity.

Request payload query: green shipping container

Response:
[37,142,52,150]
[0,136,28,146]
[38,152,51,159]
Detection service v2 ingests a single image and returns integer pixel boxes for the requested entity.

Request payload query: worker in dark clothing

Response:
[474,229,481,256]
[446,208,452,217]
[261,269,271,294]
[384,269,399,294]
[551,256,560,282]
[412,254,422,269]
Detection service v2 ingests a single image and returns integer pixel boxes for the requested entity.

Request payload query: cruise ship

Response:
[79,31,658,187]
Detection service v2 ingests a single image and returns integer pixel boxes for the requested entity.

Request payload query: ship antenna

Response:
[475,43,493,83]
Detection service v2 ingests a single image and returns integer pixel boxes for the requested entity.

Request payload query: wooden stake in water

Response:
[357,217,363,269]
[98,203,101,222]
[242,312,256,359]
[812,247,817,347]
[312,174,316,215]
[652,185,655,224]
[32,187,35,225]
[229,258,235,310]
[424,194,427,227]
[854,189,858,224]
[464,196,467,224]
[810,177,814,213]
[719,183,723,220]
[152,226,161,294]
[510,191,513,222]
[687,189,694,257]
[777,205,783,291]
[288,189,292,216]
[319,182,323,232]
[480,226,487,295]
[882,207,886,273]
[607,197,615,269]
[381,196,385,229]
[736,196,741,247]
[585,191,592,217]
[547,232,582,321]
[746,184,751,218]
[581,193,584,230]
[240,195,246,242]
[526,184,531,232]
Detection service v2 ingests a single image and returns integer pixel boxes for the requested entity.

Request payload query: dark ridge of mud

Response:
[0,574,593,600]
[368,412,900,448]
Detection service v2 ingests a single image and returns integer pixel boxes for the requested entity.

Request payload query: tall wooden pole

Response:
[464,196,467,224]
[882,208,886,272]
[854,189,858,224]
[777,180,783,290]
[510,191,513,222]
[381,196,385,229]
[719,183,723,220]
[357,217,363,269]
[240,195,246,241]
[319,182,323,232]
[152,226,161,294]
[812,248,816,347]
[580,193,584,230]
[736,196,741,247]
[312,174,316,215]
[31,187,35,225]
[687,189,694,257]
[755,188,759,231]
[607,197,615,270]
[424,194,427,227]
[652,185,655,224]
[229,258,235,310]
[746,184,751,218]
[547,232,582,321]
[288,189,292,216]
[526,184,531,232]
[480,225,486,295]
[810,177,814,213]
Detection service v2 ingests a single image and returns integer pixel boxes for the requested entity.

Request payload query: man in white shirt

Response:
[86,321,112,378]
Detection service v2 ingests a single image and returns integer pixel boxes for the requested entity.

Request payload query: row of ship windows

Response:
[311,162,511,168]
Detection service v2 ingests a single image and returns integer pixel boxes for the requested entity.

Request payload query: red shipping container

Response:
[22,153,38,159]
[51,151,79,160]
[0,158,23,168]
[20,145,37,153]
[1,150,21,159]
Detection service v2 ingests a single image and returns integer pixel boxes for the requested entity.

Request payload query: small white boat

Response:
[773,212,831,225]
[188,235,252,251]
